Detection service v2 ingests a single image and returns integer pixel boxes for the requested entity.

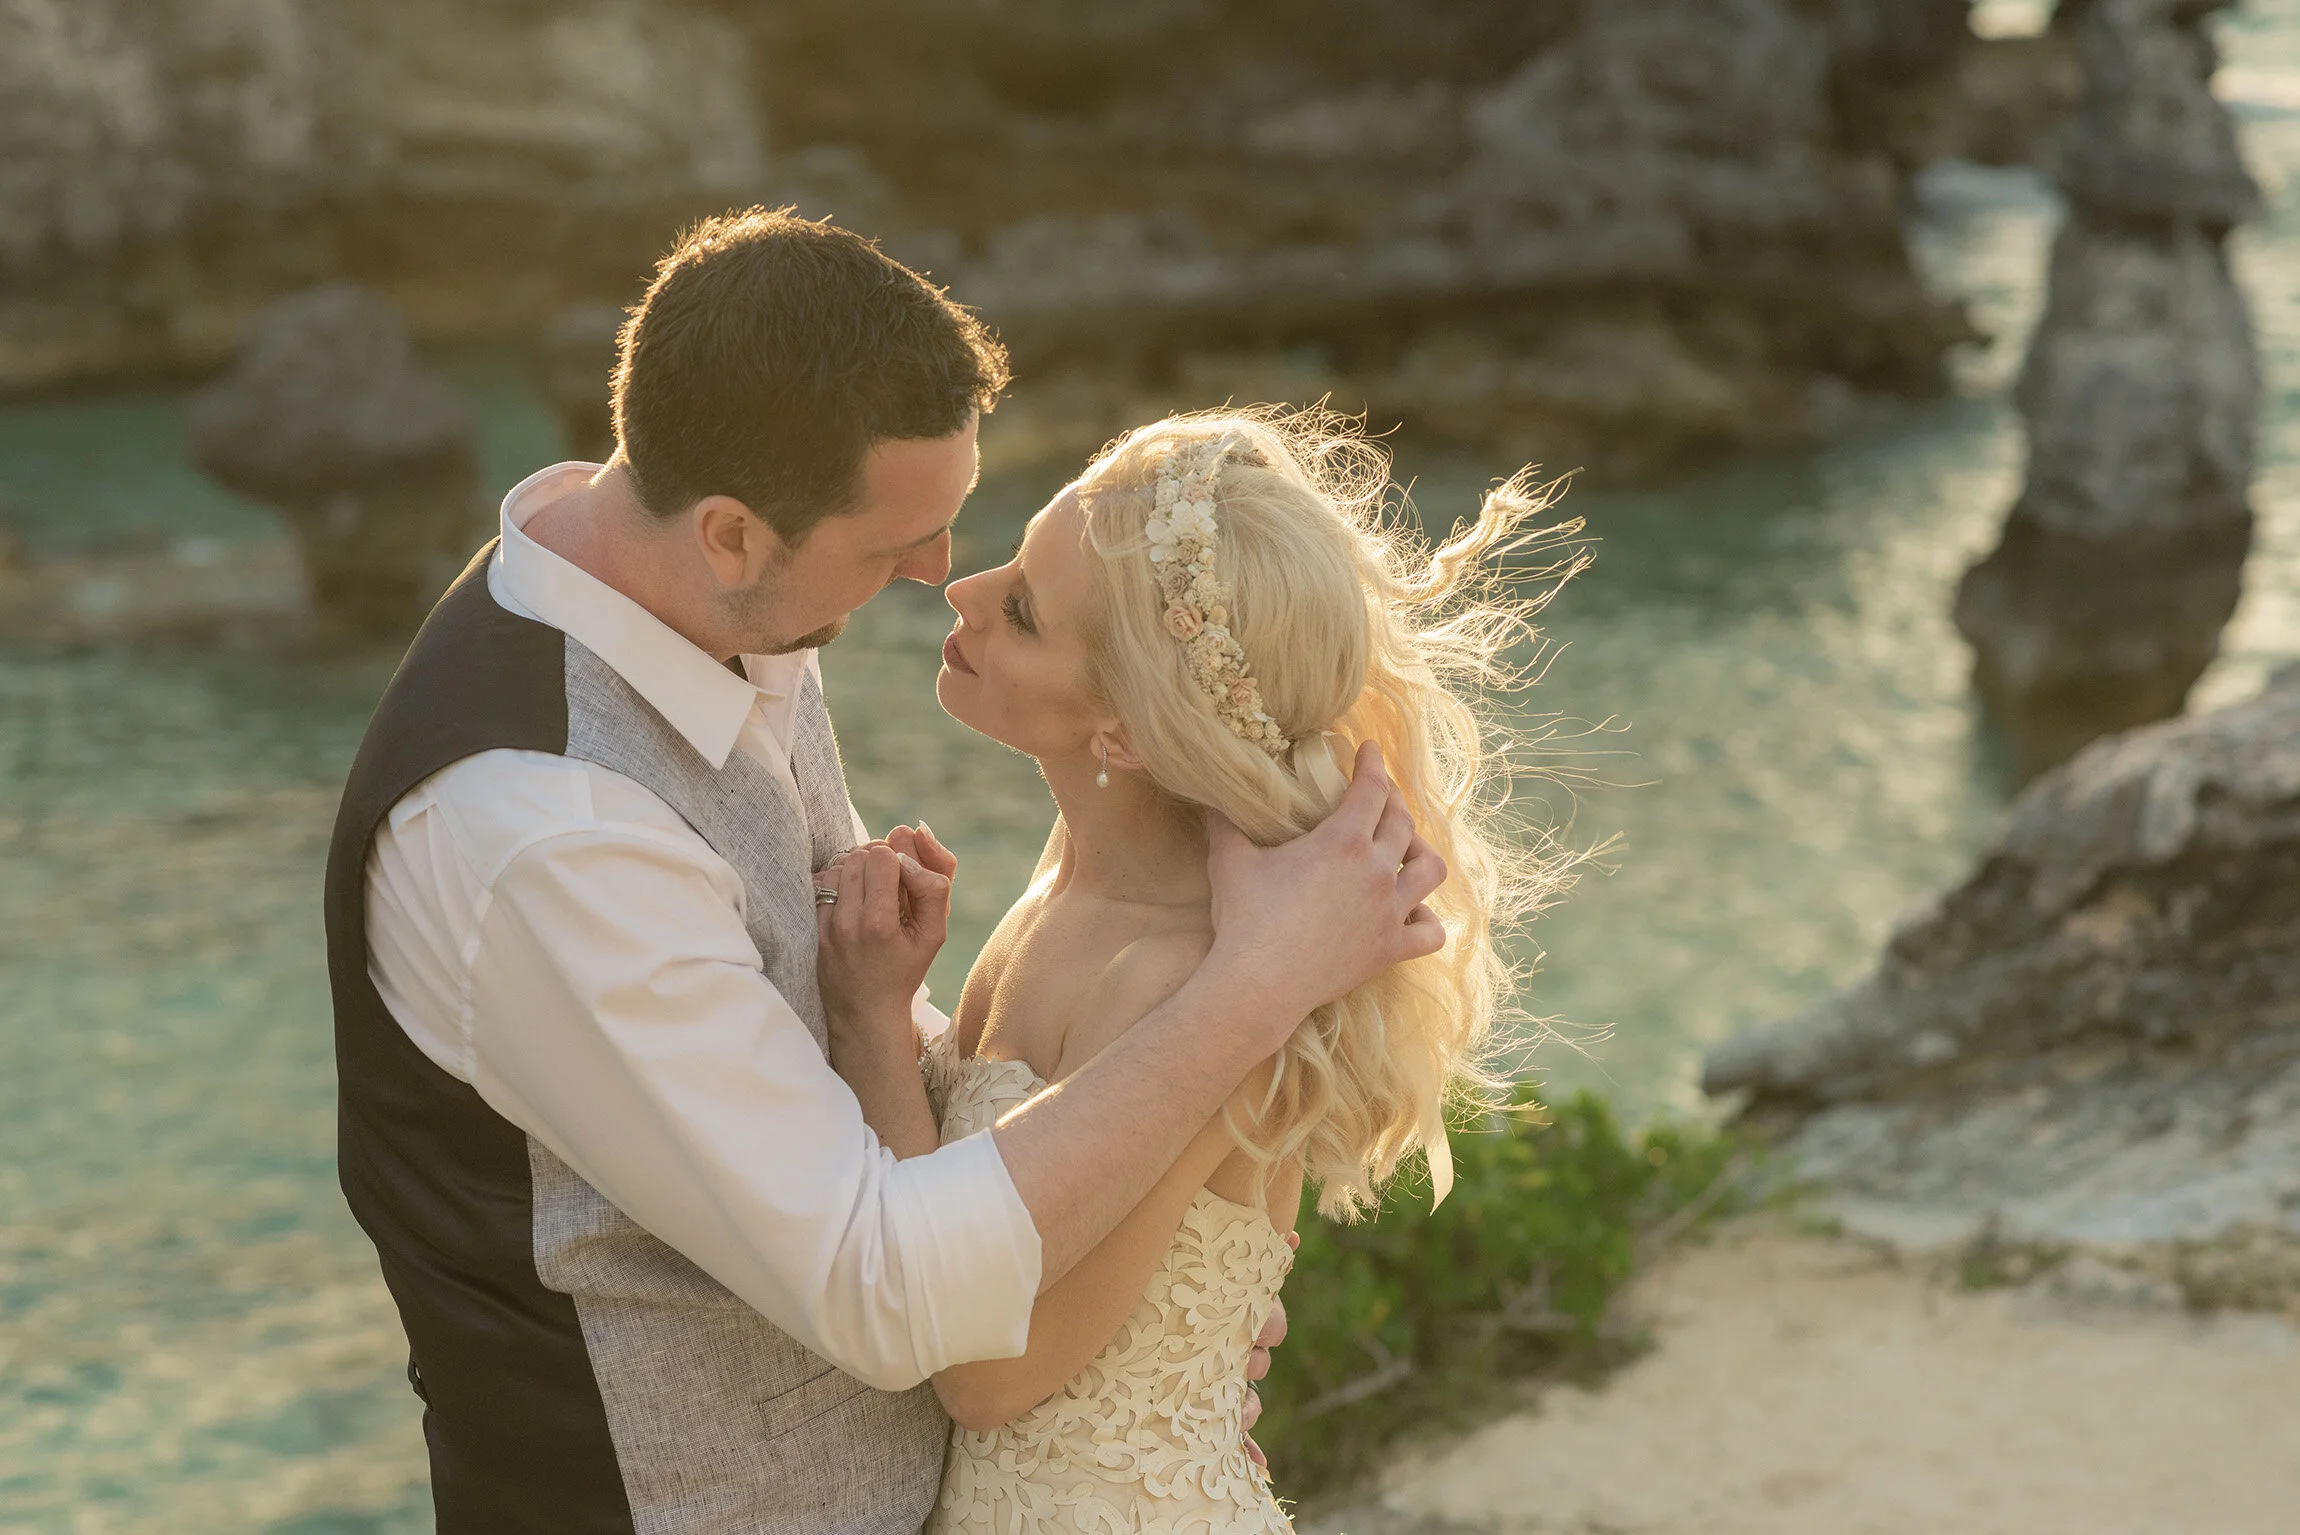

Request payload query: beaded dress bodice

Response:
[922,1034,1295,1534]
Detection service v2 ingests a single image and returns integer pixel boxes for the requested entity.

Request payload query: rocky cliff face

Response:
[0,0,767,387]
[1705,665,2300,1258]
[6,0,1977,481]
[1954,0,2260,778]
[752,0,1983,478]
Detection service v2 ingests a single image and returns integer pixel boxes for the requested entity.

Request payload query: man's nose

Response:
[897,531,953,587]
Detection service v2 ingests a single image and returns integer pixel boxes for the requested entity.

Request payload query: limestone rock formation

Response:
[188,284,480,632]
[10,0,1984,484]
[1705,665,2300,1250]
[756,0,1980,480]
[0,0,767,387]
[1955,0,2261,778]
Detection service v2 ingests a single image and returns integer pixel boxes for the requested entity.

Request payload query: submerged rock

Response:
[188,284,479,632]
[1955,0,2261,778]
[1705,665,2300,1250]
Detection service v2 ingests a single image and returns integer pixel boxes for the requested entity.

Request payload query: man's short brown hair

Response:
[611,207,1008,542]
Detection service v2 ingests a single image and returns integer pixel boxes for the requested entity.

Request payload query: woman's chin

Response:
[933,669,975,730]
[933,673,1022,752]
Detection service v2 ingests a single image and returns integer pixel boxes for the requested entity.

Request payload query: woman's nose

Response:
[945,567,985,622]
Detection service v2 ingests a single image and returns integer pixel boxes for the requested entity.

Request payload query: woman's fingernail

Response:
[898,852,924,875]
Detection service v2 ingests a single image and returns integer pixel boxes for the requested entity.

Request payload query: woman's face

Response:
[938,486,1115,762]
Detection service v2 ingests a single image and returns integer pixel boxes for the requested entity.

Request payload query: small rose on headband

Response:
[1142,431,1292,760]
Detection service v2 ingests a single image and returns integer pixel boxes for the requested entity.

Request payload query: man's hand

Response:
[1206,740,1446,1047]
[1241,1232,1298,1468]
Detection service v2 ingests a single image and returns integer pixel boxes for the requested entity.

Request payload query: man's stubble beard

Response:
[765,615,848,654]
[725,564,850,655]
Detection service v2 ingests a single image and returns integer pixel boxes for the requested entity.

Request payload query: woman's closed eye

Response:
[1001,589,1036,635]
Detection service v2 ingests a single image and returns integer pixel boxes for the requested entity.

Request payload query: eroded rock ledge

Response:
[1706,665,2300,1262]
[3,0,2001,480]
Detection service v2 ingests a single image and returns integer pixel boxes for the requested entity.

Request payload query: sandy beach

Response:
[1307,1218,2300,1535]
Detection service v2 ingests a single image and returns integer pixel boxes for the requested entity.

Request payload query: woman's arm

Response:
[819,834,948,1160]
[932,934,1290,1432]
[830,1023,940,1159]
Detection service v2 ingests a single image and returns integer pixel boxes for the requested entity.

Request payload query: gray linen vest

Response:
[529,641,949,1533]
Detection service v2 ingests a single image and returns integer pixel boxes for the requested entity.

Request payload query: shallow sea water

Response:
[9,7,2300,1524]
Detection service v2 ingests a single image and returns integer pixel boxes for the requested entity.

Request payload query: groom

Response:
[324,207,1446,1534]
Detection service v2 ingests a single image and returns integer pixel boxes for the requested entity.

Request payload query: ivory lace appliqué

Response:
[923,1038,1297,1534]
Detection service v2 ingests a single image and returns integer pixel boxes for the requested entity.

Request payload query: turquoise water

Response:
[10,9,2300,1523]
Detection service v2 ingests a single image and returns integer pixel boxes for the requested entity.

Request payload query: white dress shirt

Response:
[364,462,1039,1391]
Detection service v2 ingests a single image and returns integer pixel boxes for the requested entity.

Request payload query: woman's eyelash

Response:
[1001,591,1035,634]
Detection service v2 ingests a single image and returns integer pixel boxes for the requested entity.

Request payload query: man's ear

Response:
[691,495,786,588]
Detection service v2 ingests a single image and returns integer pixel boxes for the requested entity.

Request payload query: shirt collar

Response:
[489,461,789,771]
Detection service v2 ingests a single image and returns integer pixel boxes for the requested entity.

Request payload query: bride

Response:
[816,408,1567,1530]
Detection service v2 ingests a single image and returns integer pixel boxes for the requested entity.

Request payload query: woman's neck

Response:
[1040,755,1211,911]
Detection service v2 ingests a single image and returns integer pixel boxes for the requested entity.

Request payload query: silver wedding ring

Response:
[813,886,839,906]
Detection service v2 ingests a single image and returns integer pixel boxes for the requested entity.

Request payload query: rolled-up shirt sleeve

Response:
[466,817,1039,1390]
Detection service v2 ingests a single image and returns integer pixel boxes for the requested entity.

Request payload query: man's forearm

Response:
[990,965,1276,1289]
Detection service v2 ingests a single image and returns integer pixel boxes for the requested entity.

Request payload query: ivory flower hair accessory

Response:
[1143,436,1290,758]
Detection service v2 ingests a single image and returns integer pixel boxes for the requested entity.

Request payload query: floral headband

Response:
[1144,435,1290,759]
[1146,435,1455,1208]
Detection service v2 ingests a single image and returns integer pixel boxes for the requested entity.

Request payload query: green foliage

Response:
[1256,1085,1742,1499]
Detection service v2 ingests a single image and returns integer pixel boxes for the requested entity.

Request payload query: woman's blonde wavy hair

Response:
[1073,405,1586,1220]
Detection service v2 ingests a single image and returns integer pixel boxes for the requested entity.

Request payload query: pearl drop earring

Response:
[1096,742,1110,789]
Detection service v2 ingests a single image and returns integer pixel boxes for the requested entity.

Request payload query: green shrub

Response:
[1257,1085,1743,1499]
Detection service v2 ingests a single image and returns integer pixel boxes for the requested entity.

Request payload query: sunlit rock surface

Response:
[0,0,768,387]
[187,283,481,632]
[1705,665,2300,1251]
[1955,0,2261,777]
[762,0,1979,479]
[5,0,1983,481]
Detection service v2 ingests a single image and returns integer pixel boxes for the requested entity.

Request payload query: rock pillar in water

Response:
[1954,0,2260,780]
[189,284,481,633]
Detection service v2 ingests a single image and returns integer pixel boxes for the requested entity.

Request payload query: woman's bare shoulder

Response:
[1050,928,1215,1080]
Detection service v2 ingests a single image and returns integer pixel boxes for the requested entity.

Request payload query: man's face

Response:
[729,416,979,654]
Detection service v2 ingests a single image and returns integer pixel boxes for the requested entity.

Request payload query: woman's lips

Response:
[942,630,977,676]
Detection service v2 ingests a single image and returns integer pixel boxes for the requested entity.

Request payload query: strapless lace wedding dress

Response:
[922,1033,1296,1533]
